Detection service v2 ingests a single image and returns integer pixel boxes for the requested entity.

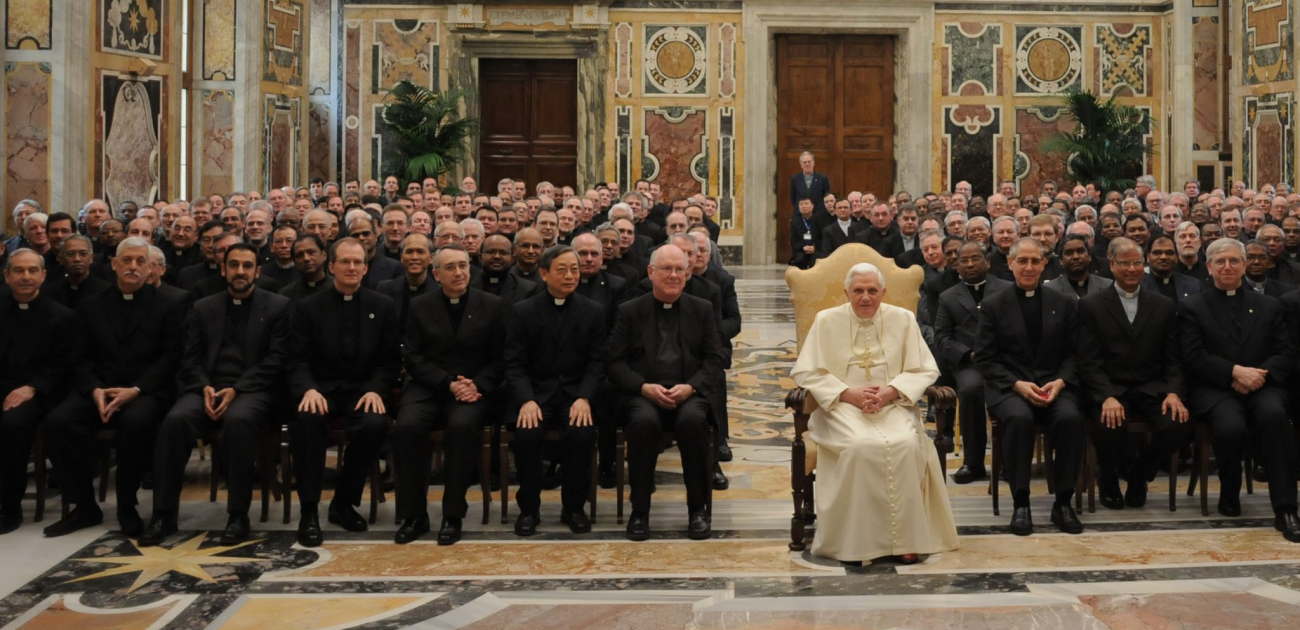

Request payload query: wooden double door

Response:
[776,35,896,263]
[478,58,578,191]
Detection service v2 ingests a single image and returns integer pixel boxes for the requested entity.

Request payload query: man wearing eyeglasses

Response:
[976,237,1086,536]
[347,213,402,289]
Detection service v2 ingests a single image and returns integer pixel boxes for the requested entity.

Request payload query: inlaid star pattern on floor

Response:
[66,534,270,593]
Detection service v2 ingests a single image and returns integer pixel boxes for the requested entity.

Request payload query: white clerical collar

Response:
[122,292,135,301]
[1225,289,1237,296]
[966,280,985,289]
[342,293,354,301]
[838,219,852,230]
[307,279,319,287]
[580,278,589,284]
[17,303,28,310]
[1023,290,1035,297]
[278,262,294,270]
[1161,277,1172,285]
[1117,286,1139,299]
[409,284,422,292]
[1074,279,1088,287]
[449,297,460,304]
[662,302,673,309]
[554,298,566,306]
[600,265,608,270]
[232,298,243,305]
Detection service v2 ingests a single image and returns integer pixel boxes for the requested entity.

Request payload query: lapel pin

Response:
[369,313,375,319]
[1249,309,1254,314]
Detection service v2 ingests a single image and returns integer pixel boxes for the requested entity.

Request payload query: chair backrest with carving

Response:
[785,243,924,350]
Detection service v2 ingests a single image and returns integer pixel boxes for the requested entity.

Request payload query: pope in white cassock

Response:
[791,262,959,563]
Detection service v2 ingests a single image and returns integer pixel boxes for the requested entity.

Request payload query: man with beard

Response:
[1141,235,1201,304]
[141,243,292,547]
[43,238,188,537]
[511,228,545,283]
[935,242,1011,484]
[1045,235,1113,300]
[1174,222,1210,283]
[44,236,109,309]
[472,234,537,306]
[392,244,505,545]
[261,224,301,287]
[376,233,435,333]
[279,235,332,302]
[1078,237,1190,511]
[0,250,74,533]
[191,232,282,299]
[288,238,399,547]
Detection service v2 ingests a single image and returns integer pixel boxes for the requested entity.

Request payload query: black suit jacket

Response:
[43,274,110,310]
[163,245,202,285]
[894,246,924,269]
[179,288,293,395]
[1179,288,1291,415]
[401,287,506,404]
[933,276,1012,372]
[918,268,959,349]
[607,293,724,404]
[260,261,299,288]
[0,293,74,396]
[1141,273,1202,305]
[177,262,220,290]
[471,271,536,307]
[279,274,332,302]
[789,171,831,218]
[1247,277,1294,298]
[362,253,403,290]
[1270,258,1300,286]
[288,287,400,398]
[788,214,820,268]
[975,285,1079,406]
[819,222,855,256]
[503,291,608,408]
[1077,285,1183,404]
[850,223,903,259]
[575,270,628,330]
[71,284,188,395]
[376,275,434,333]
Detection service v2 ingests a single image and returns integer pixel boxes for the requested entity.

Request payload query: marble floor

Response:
[2,265,1299,629]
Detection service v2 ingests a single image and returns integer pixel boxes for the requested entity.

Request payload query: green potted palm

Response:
[380,80,479,191]
[1042,91,1157,193]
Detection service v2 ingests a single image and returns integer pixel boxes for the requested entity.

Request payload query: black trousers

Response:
[152,391,274,516]
[1202,387,1297,510]
[510,398,595,515]
[0,399,43,514]
[952,366,987,468]
[1092,391,1192,487]
[988,390,1084,498]
[626,396,710,513]
[290,390,388,511]
[45,392,168,509]
[391,398,487,520]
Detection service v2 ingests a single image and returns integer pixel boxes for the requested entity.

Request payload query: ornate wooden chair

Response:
[783,244,956,551]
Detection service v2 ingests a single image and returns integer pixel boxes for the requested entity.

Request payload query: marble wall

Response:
[933,11,1165,198]
[3,62,51,222]
[199,89,234,196]
[5,0,51,50]
[1234,0,1298,188]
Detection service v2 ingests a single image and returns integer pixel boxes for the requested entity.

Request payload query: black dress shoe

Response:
[219,514,251,545]
[626,512,649,541]
[1009,506,1033,536]
[717,443,733,463]
[137,514,178,547]
[1275,510,1300,543]
[712,463,729,491]
[1125,479,1148,508]
[1254,464,1268,484]
[561,509,592,534]
[1098,475,1124,510]
[951,465,987,485]
[436,517,461,546]
[43,505,103,538]
[395,515,430,544]
[297,511,323,547]
[327,503,368,532]
[118,506,144,538]
[1051,504,1084,534]
[598,468,616,490]
[514,512,540,536]
[1218,498,1242,517]
[1099,494,1126,510]
[0,513,21,535]
[687,508,711,540]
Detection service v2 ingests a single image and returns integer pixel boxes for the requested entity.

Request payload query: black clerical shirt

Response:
[1016,286,1042,345]
[653,299,684,387]
[338,291,361,366]
[1152,274,1177,302]
[966,280,986,305]
[1215,286,1245,333]
[445,292,466,336]
[212,296,253,388]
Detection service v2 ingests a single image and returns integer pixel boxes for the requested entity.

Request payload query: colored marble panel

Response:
[343,21,361,183]
[264,0,304,86]
[272,540,839,580]
[218,595,437,630]
[642,107,707,203]
[1014,26,1082,95]
[902,529,1300,574]
[1014,106,1076,196]
[614,22,633,98]
[943,105,1000,198]
[102,0,163,59]
[307,102,331,180]
[1193,17,1220,151]
[371,20,439,93]
[1096,24,1151,96]
[309,0,332,94]
[100,72,162,207]
[1243,93,1295,187]
[943,23,1001,96]
[644,25,708,96]
[718,23,737,98]
[615,105,632,190]
[1081,592,1300,629]
[693,605,1108,630]
[1243,0,1294,85]
[202,0,236,80]
[199,89,234,197]
[719,106,736,229]
[5,0,51,49]
[10,595,190,630]
[463,604,695,630]
[263,96,299,189]
[4,62,50,229]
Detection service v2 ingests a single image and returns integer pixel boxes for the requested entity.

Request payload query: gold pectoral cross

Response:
[857,355,885,370]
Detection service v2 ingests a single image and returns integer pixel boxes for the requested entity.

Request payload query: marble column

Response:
[1170,0,1196,189]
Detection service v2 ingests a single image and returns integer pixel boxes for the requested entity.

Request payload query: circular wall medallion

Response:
[1016,27,1082,94]
[645,26,707,94]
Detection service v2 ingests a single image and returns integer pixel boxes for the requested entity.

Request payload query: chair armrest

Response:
[785,386,820,415]
[925,385,956,409]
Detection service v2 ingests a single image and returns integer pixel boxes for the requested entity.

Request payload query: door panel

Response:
[479,58,578,194]
[776,35,895,263]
